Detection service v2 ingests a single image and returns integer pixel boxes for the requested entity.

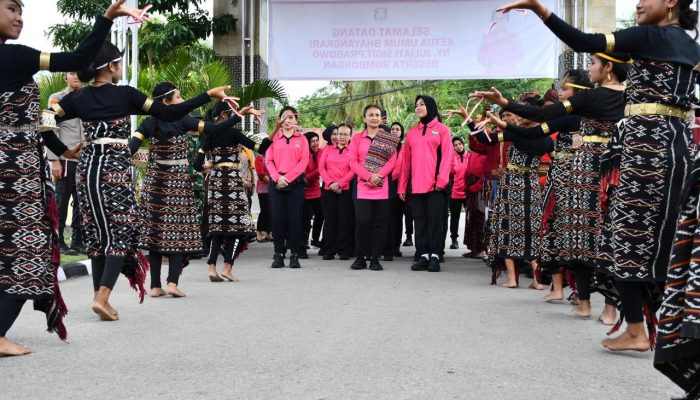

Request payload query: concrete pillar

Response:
[558,0,617,77]
[213,0,270,133]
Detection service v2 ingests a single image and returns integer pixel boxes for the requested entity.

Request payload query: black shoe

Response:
[322,254,335,260]
[369,258,383,271]
[402,236,413,247]
[428,257,441,272]
[394,250,403,257]
[411,258,429,271]
[271,254,285,268]
[311,240,323,248]
[351,257,367,270]
[299,250,309,259]
[449,240,458,250]
[289,254,301,269]
[383,254,394,261]
[339,254,350,261]
[413,252,420,262]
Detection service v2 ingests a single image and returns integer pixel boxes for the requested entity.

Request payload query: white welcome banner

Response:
[268,0,559,81]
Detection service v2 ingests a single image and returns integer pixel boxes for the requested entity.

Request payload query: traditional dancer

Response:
[267,107,310,269]
[0,0,144,354]
[349,108,398,271]
[399,96,454,272]
[52,41,230,321]
[497,2,700,384]
[194,101,270,281]
[131,82,253,296]
[469,108,552,289]
[318,123,354,261]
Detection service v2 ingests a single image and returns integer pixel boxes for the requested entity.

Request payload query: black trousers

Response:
[207,235,244,265]
[320,189,353,256]
[149,252,185,288]
[91,255,124,292]
[449,198,464,241]
[616,281,645,323]
[384,196,403,256]
[256,193,271,232]
[402,201,413,236]
[55,160,81,240]
[0,297,25,336]
[354,199,390,259]
[269,183,305,255]
[412,191,448,255]
[303,197,324,244]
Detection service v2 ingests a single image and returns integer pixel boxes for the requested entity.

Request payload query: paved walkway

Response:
[3,243,681,399]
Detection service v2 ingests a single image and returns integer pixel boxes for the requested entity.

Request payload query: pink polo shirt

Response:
[304,151,321,199]
[265,130,309,183]
[349,129,397,200]
[399,118,454,195]
[319,144,354,190]
[451,151,469,199]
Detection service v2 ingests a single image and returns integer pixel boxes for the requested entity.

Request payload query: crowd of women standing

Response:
[1,0,699,398]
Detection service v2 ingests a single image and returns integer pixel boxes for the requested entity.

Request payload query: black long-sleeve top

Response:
[543,13,700,68]
[193,129,272,171]
[0,16,113,92]
[474,126,554,157]
[129,114,246,155]
[505,87,624,123]
[53,84,212,124]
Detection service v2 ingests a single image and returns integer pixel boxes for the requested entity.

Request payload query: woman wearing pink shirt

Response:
[399,95,454,272]
[349,107,398,271]
[448,136,469,250]
[265,106,310,269]
[301,131,324,258]
[319,123,355,260]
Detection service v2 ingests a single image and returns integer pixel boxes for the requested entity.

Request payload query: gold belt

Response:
[214,162,240,168]
[506,162,532,172]
[624,103,690,119]
[581,135,610,144]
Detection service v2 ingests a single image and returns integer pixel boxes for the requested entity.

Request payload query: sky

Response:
[16,0,639,103]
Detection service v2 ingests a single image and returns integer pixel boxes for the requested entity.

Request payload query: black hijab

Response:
[416,95,440,136]
[416,95,440,126]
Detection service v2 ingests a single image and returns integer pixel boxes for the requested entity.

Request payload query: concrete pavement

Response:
[2,242,682,400]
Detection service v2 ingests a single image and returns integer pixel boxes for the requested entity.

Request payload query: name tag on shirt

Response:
[432,130,439,135]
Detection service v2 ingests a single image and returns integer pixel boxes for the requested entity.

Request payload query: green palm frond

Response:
[232,80,288,107]
[38,73,68,109]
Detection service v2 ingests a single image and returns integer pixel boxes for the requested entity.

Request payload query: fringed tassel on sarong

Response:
[643,303,659,350]
[46,193,68,340]
[540,190,556,234]
[123,252,149,303]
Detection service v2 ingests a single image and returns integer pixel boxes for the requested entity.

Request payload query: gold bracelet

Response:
[605,33,615,53]
[52,104,66,117]
[142,98,154,113]
[197,120,205,134]
[39,52,51,71]
[497,132,504,142]
[562,100,574,113]
[540,122,550,135]
[133,132,145,140]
